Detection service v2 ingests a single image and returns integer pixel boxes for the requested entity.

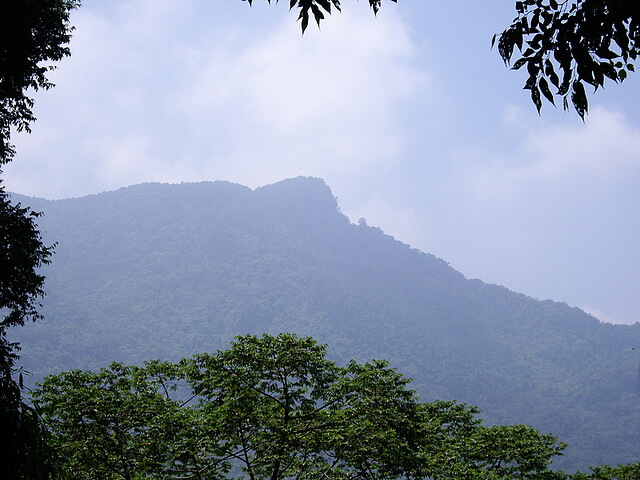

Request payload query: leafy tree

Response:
[1,3,75,477]
[35,334,570,480]
[570,462,640,480]
[34,361,216,480]
[0,330,55,480]
[406,401,566,480]
[185,334,428,480]
[0,0,80,164]
[495,0,640,118]
[0,185,55,480]
[0,186,54,329]
[461,424,567,480]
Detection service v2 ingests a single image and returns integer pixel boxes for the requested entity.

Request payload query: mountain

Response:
[10,177,640,471]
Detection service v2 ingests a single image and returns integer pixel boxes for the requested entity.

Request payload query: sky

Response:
[4,0,640,325]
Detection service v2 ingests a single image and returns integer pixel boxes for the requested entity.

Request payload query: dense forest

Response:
[10,176,640,471]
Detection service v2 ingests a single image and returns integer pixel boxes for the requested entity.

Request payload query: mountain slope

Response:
[11,177,640,470]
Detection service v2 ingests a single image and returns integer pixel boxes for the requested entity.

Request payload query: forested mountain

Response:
[10,177,640,471]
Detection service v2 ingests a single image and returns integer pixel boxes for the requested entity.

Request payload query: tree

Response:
[1,3,75,476]
[34,334,569,480]
[186,334,430,480]
[34,361,213,480]
[495,0,640,119]
[570,462,640,480]
[0,185,55,480]
[0,0,80,164]
[0,187,54,329]
[0,329,55,480]
[461,424,567,480]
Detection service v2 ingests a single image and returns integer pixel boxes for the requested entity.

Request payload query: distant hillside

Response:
[10,177,640,471]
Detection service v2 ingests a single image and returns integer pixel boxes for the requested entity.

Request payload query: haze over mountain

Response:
[10,176,640,471]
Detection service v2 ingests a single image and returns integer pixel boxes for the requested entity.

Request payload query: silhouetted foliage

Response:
[0,332,54,480]
[243,0,397,32]
[0,2,71,477]
[0,187,54,329]
[495,0,640,118]
[0,186,55,480]
[0,0,79,163]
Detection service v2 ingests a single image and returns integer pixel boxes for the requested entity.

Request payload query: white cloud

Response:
[468,106,640,201]
[5,1,429,198]
[170,6,429,186]
[521,107,640,178]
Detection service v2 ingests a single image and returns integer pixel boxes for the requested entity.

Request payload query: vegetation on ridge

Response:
[10,179,640,471]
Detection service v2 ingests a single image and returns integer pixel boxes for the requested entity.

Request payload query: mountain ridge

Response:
[9,176,640,470]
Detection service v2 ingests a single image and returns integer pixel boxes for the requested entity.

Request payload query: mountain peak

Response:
[9,176,640,471]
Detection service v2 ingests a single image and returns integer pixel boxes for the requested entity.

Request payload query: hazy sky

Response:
[4,0,640,324]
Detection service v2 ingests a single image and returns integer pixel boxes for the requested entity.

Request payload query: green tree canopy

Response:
[33,361,207,480]
[34,333,569,480]
[571,463,640,480]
